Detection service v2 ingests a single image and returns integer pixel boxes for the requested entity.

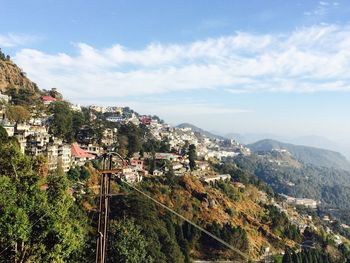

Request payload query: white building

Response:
[1,123,14,136]
[200,174,231,183]
[47,140,72,172]
[0,93,10,103]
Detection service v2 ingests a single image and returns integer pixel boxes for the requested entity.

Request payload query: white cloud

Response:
[13,24,350,102]
[304,1,339,16]
[0,33,39,47]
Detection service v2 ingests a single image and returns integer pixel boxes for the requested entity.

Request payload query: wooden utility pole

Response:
[95,155,112,263]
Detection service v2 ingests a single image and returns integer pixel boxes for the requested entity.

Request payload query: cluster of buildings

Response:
[1,95,95,173]
[89,105,123,114]
[147,121,251,160]
[279,194,318,209]
[134,119,252,178]
[270,195,348,246]
[1,114,97,173]
[2,93,251,183]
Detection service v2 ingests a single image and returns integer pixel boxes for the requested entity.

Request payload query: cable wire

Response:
[117,179,250,260]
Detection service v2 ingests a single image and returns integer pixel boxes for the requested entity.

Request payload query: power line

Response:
[116,179,250,261]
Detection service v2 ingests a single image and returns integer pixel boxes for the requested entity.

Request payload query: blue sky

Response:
[1,0,350,143]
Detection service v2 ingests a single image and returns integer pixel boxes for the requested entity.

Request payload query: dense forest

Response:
[233,154,350,225]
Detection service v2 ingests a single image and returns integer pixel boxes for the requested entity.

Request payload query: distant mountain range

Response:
[177,123,350,169]
[225,133,350,160]
[248,139,350,171]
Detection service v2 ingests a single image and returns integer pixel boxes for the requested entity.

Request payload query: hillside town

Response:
[1,87,350,261]
[0,90,251,183]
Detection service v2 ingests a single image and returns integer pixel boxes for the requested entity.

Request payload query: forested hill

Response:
[248,139,350,171]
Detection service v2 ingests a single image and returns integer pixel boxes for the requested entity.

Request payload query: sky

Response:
[1,0,350,144]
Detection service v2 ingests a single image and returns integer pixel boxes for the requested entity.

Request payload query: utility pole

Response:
[95,154,112,263]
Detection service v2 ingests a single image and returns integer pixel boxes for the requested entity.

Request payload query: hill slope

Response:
[0,54,38,92]
[248,139,350,171]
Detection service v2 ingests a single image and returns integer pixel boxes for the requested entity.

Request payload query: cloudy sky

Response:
[1,0,350,142]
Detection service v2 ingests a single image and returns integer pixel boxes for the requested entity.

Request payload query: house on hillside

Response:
[106,116,125,123]
[234,182,246,189]
[41,96,57,105]
[0,122,14,136]
[130,159,144,170]
[15,130,27,153]
[81,144,101,155]
[71,143,95,166]
[155,152,180,162]
[140,116,152,125]
[26,132,50,156]
[200,174,231,183]
[0,92,10,103]
[70,104,81,112]
[196,161,210,171]
[152,169,163,176]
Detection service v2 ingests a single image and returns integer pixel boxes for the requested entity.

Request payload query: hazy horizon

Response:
[1,0,350,145]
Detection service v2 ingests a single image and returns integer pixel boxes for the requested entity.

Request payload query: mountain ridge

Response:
[248,139,350,171]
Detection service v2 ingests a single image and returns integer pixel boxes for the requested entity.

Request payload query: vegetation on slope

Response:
[233,154,350,225]
[248,139,350,171]
[0,48,39,93]
[0,130,89,262]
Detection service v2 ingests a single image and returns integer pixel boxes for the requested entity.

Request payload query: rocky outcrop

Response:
[0,59,38,92]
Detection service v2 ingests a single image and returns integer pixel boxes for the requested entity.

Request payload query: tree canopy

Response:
[6,105,31,124]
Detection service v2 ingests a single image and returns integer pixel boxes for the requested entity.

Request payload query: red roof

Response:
[41,96,57,101]
[71,143,94,158]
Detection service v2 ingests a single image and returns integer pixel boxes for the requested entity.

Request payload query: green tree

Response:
[49,102,73,142]
[159,138,170,153]
[0,125,8,143]
[0,48,5,60]
[165,161,177,185]
[118,134,129,158]
[0,140,88,262]
[282,249,293,263]
[43,169,87,262]
[188,144,197,171]
[6,105,31,124]
[0,139,32,178]
[118,123,142,158]
[72,111,85,139]
[108,218,152,263]
[67,167,80,181]
[4,88,39,106]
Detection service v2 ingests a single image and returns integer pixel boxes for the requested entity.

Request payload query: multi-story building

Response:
[26,133,50,156]
[58,144,71,172]
[46,139,72,172]
[47,143,59,171]
[71,143,95,166]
